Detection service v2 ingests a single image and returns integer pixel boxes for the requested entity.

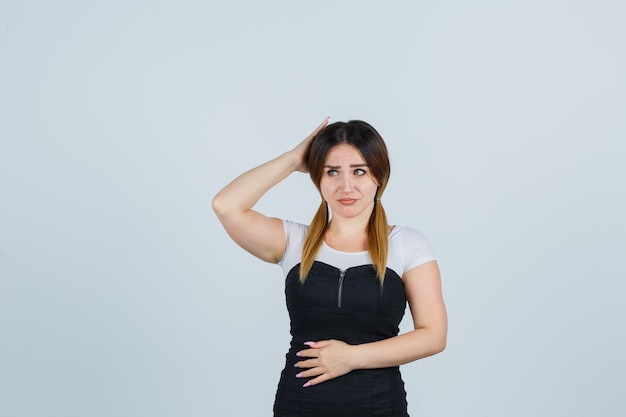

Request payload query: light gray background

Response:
[1,1,625,416]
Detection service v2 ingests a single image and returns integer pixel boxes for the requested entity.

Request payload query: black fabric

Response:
[273,261,410,417]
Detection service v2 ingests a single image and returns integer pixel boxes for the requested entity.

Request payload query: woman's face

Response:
[319,144,379,221]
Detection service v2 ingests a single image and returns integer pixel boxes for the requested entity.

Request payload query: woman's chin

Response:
[332,206,363,219]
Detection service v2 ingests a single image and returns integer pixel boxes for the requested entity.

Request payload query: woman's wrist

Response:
[349,344,367,370]
[281,149,306,173]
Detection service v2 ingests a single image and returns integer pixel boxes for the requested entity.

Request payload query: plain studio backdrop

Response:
[1,1,625,416]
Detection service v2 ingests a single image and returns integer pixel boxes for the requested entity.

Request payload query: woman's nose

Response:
[342,176,353,191]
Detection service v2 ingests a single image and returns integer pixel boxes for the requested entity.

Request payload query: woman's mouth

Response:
[337,198,357,205]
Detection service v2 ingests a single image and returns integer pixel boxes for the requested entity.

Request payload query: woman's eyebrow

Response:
[323,164,368,169]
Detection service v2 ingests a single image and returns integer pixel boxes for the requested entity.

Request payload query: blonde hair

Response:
[300,121,391,284]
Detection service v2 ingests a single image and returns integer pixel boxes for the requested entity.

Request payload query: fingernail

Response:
[293,363,299,368]
[304,341,315,347]
[296,352,301,357]
[303,382,310,388]
[295,373,302,378]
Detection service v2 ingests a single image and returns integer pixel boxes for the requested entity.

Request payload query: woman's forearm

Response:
[212,151,299,218]
[294,327,446,387]
[352,327,447,369]
[212,118,327,218]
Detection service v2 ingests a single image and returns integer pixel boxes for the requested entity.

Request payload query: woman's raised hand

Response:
[212,117,329,264]
[290,117,329,173]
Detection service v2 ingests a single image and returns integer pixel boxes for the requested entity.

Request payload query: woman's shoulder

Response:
[388,225,436,273]
[282,219,309,240]
[389,225,431,243]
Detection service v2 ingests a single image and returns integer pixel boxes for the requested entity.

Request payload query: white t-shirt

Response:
[279,220,436,279]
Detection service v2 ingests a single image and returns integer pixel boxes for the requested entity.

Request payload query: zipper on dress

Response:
[337,269,346,308]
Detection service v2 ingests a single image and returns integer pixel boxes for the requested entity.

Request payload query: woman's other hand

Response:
[294,339,355,387]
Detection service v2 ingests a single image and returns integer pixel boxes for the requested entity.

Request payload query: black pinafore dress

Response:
[273,261,410,417]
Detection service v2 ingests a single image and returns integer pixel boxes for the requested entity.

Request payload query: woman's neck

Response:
[327,219,368,236]
[324,210,372,251]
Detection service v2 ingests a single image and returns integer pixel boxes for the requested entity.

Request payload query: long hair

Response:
[300,120,391,283]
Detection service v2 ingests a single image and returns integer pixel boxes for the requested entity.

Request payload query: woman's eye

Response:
[354,168,366,175]
[326,169,338,176]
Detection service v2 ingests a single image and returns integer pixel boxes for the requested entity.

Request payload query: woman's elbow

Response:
[434,335,447,354]
[211,192,229,218]
[425,328,447,356]
[434,324,448,354]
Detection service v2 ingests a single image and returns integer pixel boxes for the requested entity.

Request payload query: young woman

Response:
[212,118,447,417]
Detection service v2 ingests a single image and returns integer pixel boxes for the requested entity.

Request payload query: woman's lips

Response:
[337,198,357,205]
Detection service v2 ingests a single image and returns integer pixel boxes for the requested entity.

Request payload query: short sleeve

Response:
[400,227,436,272]
[278,220,308,276]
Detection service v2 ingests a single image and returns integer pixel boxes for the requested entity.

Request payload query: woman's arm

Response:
[212,118,328,263]
[294,260,447,386]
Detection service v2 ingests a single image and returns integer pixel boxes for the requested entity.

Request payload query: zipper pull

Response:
[338,270,346,308]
